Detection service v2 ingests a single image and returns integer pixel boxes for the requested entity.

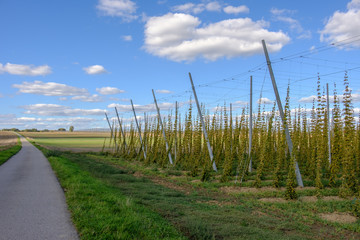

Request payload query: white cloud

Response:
[71,94,103,102]
[172,3,203,14]
[172,1,221,14]
[257,97,274,105]
[321,0,360,48]
[298,95,316,103]
[0,63,51,76]
[22,104,107,116]
[97,0,137,21]
[122,35,133,41]
[144,13,290,62]
[271,8,311,39]
[233,100,248,106]
[205,2,221,12]
[108,102,176,112]
[155,89,173,94]
[96,87,125,95]
[0,114,100,130]
[83,65,107,75]
[223,5,249,14]
[298,93,360,103]
[13,81,88,96]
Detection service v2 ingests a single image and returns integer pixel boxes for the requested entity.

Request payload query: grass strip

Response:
[56,152,326,240]
[46,153,185,240]
[0,137,22,166]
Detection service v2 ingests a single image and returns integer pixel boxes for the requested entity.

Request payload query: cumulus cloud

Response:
[109,102,176,112]
[0,114,100,129]
[0,63,52,76]
[97,0,137,21]
[21,104,107,116]
[155,89,173,94]
[172,1,221,14]
[71,94,103,102]
[83,65,107,75]
[223,5,249,14]
[144,13,290,62]
[96,87,125,95]
[321,0,360,48]
[271,8,311,39]
[233,100,248,106]
[13,81,88,96]
[257,97,274,105]
[298,93,360,103]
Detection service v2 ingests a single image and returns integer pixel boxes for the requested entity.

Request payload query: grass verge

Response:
[45,150,185,240]
[0,137,22,166]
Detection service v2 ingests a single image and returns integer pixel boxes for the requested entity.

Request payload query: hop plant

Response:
[285,154,298,200]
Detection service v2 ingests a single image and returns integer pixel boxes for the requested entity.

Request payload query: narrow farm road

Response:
[0,135,79,240]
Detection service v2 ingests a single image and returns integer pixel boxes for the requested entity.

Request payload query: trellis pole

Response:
[115,107,127,152]
[104,112,117,152]
[152,89,174,165]
[130,99,147,160]
[189,72,217,172]
[326,83,332,165]
[248,76,253,172]
[262,40,304,187]
[174,101,178,162]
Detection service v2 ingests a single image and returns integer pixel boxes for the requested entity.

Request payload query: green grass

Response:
[32,137,110,148]
[45,152,185,239]
[0,137,22,166]
[36,146,360,240]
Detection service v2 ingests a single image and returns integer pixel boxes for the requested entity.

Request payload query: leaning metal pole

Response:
[115,107,128,151]
[262,40,304,187]
[152,89,173,165]
[189,72,217,172]
[130,99,147,160]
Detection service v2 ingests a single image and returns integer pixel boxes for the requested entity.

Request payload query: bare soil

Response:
[319,212,358,224]
[220,186,285,194]
[258,197,287,203]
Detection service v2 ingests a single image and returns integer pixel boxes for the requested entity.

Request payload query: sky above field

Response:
[1,0,360,130]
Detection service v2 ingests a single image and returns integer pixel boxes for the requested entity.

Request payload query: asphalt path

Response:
[0,135,79,240]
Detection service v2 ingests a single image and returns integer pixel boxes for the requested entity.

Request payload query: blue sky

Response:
[1,0,360,130]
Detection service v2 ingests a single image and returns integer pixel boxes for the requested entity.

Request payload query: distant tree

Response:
[58,128,66,132]
[69,126,74,132]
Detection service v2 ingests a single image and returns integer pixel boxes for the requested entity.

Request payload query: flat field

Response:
[0,131,19,150]
[0,131,21,165]
[21,131,112,151]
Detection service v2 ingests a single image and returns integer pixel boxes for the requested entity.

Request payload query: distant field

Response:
[0,131,19,150]
[21,131,113,150]
[0,131,21,165]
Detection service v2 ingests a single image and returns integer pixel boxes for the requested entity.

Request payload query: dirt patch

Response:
[197,200,233,207]
[319,212,357,224]
[252,210,269,217]
[297,186,317,190]
[258,198,287,203]
[299,196,318,202]
[150,177,192,195]
[220,186,284,194]
[322,196,348,201]
[133,171,144,178]
[191,179,201,183]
